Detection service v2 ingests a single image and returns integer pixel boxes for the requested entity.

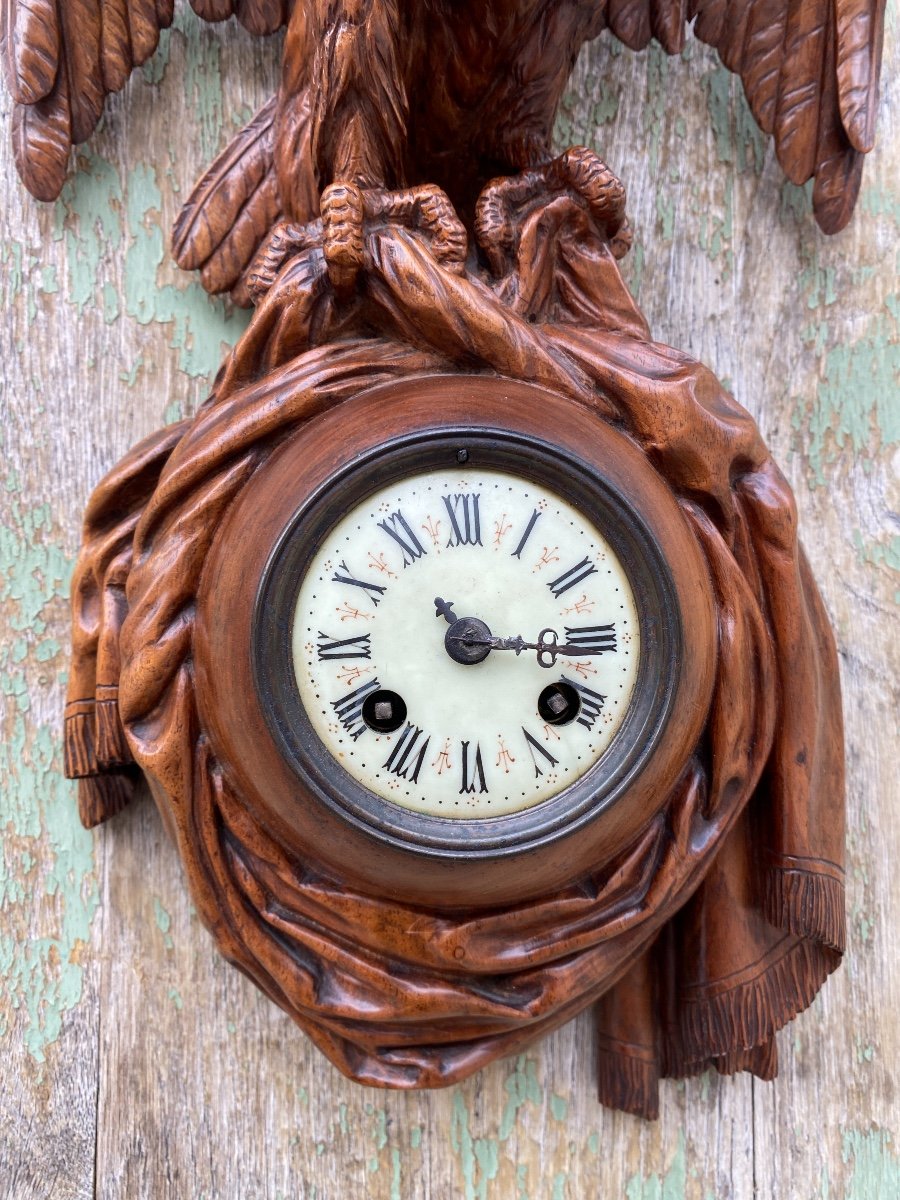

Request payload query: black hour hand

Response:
[434,596,458,624]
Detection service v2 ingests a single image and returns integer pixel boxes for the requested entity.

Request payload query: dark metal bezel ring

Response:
[252,427,682,860]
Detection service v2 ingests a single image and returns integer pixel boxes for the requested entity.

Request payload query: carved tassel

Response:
[63,700,98,778]
[94,685,133,767]
[77,771,135,829]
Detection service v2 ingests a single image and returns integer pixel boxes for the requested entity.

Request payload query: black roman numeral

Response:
[331,560,386,607]
[383,724,430,783]
[522,728,559,778]
[548,557,598,598]
[378,511,427,567]
[330,678,379,741]
[511,508,541,559]
[316,631,372,660]
[443,493,482,547]
[459,741,488,794]
[560,674,607,731]
[564,623,616,654]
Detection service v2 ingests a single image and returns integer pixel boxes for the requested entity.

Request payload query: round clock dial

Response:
[292,468,640,817]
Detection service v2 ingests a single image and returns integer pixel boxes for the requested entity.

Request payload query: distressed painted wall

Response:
[0,10,897,1199]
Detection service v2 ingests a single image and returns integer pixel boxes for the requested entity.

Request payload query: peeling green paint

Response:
[703,65,766,176]
[853,530,900,577]
[697,175,734,273]
[153,896,174,950]
[450,1089,501,1200]
[500,1054,542,1137]
[551,1171,568,1200]
[625,1131,687,1200]
[843,1129,900,1199]
[798,309,900,484]
[122,161,251,380]
[516,1162,529,1200]
[854,1035,876,1065]
[389,1146,401,1200]
[643,45,669,178]
[54,152,123,317]
[861,184,900,227]
[0,502,96,1062]
[178,10,226,164]
[591,84,620,127]
[48,83,251,399]
[2,240,24,305]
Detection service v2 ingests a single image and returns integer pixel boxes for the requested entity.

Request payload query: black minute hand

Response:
[435,599,606,668]
[448,626,601,668]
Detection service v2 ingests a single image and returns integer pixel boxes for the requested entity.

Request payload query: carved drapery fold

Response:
[63,176,844,1116]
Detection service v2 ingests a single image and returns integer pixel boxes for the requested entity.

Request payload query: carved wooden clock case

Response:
[203,376,715,908]
[4,0,881,1117]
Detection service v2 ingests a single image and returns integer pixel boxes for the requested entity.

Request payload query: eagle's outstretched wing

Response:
[0,0,292,201]
[602,0,885,232]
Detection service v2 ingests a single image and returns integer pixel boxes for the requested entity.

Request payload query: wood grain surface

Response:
[1,11,897,1199]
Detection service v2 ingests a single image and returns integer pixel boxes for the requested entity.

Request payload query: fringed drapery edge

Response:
[596,1035,660,1120]
[765,864,846,953]
[713,1034,778,1079]
[678,936,842,1066]
[596,1029,779,1117]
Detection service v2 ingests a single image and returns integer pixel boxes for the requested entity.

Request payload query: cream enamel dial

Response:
[291,467,640,818]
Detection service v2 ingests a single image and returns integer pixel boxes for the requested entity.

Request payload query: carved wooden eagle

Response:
[2,0,885,303]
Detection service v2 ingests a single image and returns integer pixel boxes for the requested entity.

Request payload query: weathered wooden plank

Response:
[0,9,897,1199]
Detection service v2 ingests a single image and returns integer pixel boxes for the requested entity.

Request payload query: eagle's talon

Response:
[321,182,367,294]
[322,181,467,291]
[549,147,628,247]
[247,183,469,302]
[245,218,323,303]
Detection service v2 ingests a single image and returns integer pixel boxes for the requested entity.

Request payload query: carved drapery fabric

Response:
[63,187,844,1116]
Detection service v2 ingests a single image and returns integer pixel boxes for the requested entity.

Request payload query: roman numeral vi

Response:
[459,741,488,794]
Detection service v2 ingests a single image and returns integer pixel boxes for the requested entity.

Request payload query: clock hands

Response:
[434,596,494,665]
[434,597,600,668]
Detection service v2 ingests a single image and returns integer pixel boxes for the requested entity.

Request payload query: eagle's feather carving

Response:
[1,0,885,302]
